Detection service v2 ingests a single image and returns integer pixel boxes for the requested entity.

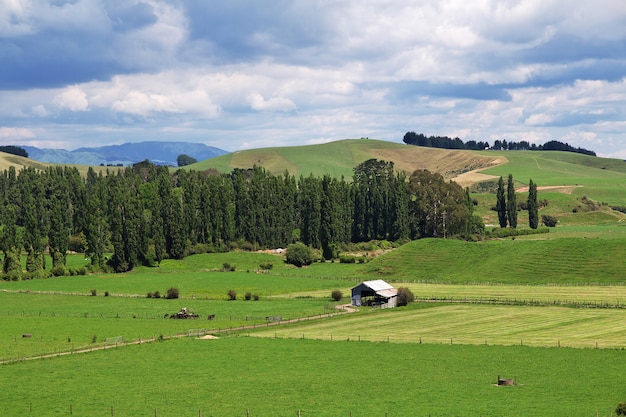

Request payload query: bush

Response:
[165,287,179,299]
[50,265,67,277]
[397,287,415,307]
[146,291,153,298]
[227,290,237,301]
[104,291,110,297]
[222,262,236,272]
[259,262,273,270]
[152,290,161,299]
[244,292,252,301]
[617,403,626,416]
[339,256,356,264]
[331,290,343,302]
[542,214,558,227]
[90,289,97,296]
[253,294,259,301]
[285,242,314,267]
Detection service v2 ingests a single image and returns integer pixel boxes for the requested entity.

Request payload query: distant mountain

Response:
[23,141,229,166]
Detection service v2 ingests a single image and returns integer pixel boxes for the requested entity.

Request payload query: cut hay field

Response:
[2,337,625,416]
[250,303,626,349]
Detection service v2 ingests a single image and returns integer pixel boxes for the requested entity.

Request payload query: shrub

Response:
[244,292,252,301]
[90,289,97,296]
[104,291,110,297]
[617,403,626,416]
[397,287,415,307]
[227,290,237,301]
[152,290,161,299]
[50,265,67,277]
[222,263,236,272]
[165,287,179,299]
[331,290,343,302]
[253,294,259,301]
[285,242,314,267]
[259,262,273,270]
[542,214,558,227]
[146,292,153,298]
[339,256,356,264]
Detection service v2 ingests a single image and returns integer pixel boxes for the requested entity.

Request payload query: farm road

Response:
[0,305,355,365]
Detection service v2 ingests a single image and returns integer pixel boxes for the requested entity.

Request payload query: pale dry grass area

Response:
[251,303,626,349]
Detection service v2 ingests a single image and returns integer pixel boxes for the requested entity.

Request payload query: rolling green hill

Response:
[186,138,504,179]
[359,237,626,284]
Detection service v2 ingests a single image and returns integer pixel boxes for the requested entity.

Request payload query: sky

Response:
[1,1,626,158]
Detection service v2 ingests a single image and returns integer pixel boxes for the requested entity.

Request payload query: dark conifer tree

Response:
[496,176,507,228]
[506,174,518,228]
[528,179,539,229]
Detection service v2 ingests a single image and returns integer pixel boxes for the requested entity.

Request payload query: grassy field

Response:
[361,237,626,284]
[250,303,626,349]
[2,336,625,416]
[188,138,503,179]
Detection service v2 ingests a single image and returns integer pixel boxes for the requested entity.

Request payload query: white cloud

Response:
[248,93,297,112]
[31,104,48,117]
[53,87,89,111]
[0,126,36,139]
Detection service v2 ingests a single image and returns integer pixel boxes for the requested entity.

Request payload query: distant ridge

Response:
[23,141,229,166]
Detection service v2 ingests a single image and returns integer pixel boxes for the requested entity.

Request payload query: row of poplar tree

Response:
[0,159,479,277]
[495,174,540,229]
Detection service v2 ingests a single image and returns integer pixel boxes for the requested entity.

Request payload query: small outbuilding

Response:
[351,280,397,308]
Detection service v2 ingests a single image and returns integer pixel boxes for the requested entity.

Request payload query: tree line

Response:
[0,159,477,278]
[403,132,596,156]
[495,174,543,230]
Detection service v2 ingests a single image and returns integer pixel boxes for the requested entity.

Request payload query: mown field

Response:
[2,337,626,416]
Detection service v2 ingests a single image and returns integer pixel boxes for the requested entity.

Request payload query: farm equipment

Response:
[169,307,199,319]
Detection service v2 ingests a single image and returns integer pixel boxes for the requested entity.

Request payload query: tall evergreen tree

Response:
[506,174,518,228]
[496,176,507,228]
[527,179,539,229]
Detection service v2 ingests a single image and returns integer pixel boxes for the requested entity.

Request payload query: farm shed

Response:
[351,280,397,308]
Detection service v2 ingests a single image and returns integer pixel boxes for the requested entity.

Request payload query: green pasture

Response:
[404,282,626,306]
[189,138,406,178]
[2,336,625,416]
[0,291,340,361]
[251,303,626,349]
[362,237,626,284]
[1,252,358,298]
[477,151,626,205]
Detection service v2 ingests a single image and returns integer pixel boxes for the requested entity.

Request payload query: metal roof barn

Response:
[351,280,397,308]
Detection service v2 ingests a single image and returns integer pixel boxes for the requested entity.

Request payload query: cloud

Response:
[0,0,625,157]
[0,126,36,139]
[53,86,89,111]
[248,93,297,112]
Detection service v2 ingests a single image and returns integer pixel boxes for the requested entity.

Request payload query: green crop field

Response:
[2,337,625,416]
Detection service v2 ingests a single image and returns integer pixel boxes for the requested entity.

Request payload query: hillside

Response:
[360,237,626,285]
[188,138,504,179]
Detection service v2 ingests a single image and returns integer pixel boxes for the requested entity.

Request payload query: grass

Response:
[251,303,626,349]
[477,151,626,205]
[1,336,625,416]
[0,291,339,361]
[188,138,502,179]
[360,238,626,284]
